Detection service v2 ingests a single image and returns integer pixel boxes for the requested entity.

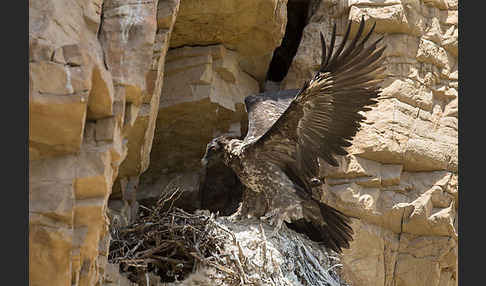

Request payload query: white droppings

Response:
[117,2,144,43]
[64,66,74,94]
[106,1,145,83]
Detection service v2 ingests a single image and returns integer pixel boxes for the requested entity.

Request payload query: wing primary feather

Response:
[318,203,354,246]
[359,20,377,47]
[335,47,386,82]
[336,15,366,65]
[326,19,352,71]
[320,32,327,70]
[347,20,377,60]
[323,23,337,69]
[335,35,385,75]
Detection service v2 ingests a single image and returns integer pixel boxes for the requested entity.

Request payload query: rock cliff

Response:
[29,0,458,285]
[30,0,180,284]
[283,1,458,285]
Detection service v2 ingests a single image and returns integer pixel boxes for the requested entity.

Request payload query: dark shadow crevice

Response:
[266,0,311,83]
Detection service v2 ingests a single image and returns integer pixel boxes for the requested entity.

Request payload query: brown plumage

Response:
[200,16,386,253]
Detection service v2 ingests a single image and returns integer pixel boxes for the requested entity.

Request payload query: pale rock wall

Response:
[29,0,180,285]
[108,0,181,225]
[170,0,288,82]
[139,45,257,187]
[282,1,458,286]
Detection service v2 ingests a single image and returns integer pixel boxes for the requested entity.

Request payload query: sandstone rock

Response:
[30,141,116,285]
[31,3,182,285]
[29,39,55,62]
[170,0,286,53]
[137,171,202,211]
[282,5,457,285]
[170,0,288,82]
[29,0,113,160]
[417,38,450,69]
[157,0,180,30]
[116,1,181,215]
[394,234,456,286]
[75,148,114,200]
[69,144,116,285]
[140,45,257,189]
[30,0,146,284]
[29,157,76,285]
[87,63,115,119]
[442,25,458,57]
[73,197,110,281]
[103,263,136,285]
[29,93,88,160]
[29,222,74,286]
[30,61,77,95]
[99,0,158,106]
[161,45,258,111]
[81,0,103,33]
[340,219,399,286]
[321,163,458,285]
[30,180,75,225]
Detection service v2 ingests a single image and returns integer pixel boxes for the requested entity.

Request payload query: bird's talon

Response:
[262,209,285,238]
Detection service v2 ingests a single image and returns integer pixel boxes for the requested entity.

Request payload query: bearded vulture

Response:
[200,17,386,253]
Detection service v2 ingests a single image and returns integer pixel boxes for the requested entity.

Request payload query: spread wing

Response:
[246,16,387,184]
[243,89,298,144]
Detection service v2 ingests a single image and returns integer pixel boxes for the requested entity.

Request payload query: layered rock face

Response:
[137,0,287,207]
[283,1,458,285]
[30,0,180,284]
[29,0,458,286]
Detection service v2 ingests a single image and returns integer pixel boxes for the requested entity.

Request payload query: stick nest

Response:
[108,189,234,283]
[108,188,349,285]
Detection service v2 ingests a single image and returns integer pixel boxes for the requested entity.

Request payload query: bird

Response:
[199,16,387,253]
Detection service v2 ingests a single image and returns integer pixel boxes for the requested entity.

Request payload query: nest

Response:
[108,188,349,285]
[108,189,234,283]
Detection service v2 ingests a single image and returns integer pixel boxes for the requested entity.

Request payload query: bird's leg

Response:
[227,202,244,220]
[261,192,304,238]
[231,187,267,220]
[261,208,285,238]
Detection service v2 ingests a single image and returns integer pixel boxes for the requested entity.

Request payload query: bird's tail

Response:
[286,199,354,253]
[316,201,354,253]
[283,167,354,253]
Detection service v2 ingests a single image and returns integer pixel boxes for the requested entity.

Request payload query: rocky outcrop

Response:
[29,0,179,285]
[29,0,458,285]
[108,0,181,225]
[137,45,257,196]
[169,0,288,82]
[282,1,458,285]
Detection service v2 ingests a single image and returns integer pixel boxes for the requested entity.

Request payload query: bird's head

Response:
[201,136,228,168]
[199,136,229,194]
